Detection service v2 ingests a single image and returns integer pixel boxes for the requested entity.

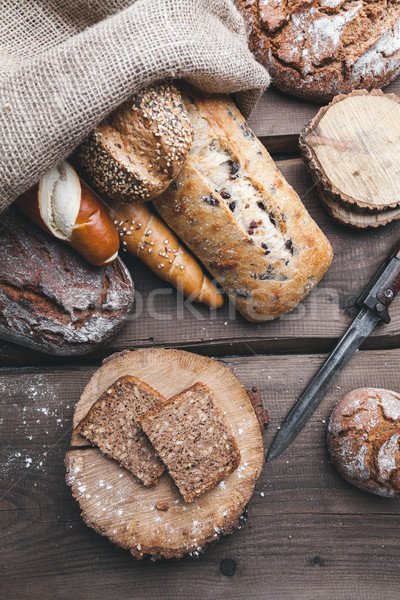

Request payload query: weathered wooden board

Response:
[248,78,400,153]
[1,349,400,599]
[0,158,398,367]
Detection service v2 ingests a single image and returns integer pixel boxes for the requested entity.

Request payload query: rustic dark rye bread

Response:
[237,0,400,102]
[74,376,165,486]
[137,382,241,502]
[74,82,193,203]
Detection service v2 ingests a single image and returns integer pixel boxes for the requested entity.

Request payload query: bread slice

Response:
[137,382,241,502]
[74,376,165,486]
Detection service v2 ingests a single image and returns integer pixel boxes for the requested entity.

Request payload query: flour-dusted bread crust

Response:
[237,0,400,103]
[328,387,400,498]
[0,209,134,355]
[153,90,332,322]
[74,82,193,203]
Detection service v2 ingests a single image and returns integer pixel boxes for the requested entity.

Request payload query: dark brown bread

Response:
[328,387,400,498]
[0,209,134,355]
[138,382,241,502]
[75,376,165,486]
[237,0,400,103]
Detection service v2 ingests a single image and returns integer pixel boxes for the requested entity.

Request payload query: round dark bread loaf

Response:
[328,387,400,498]
[0,209,134,355]
[74,82,193,203]
[237,0,400,103]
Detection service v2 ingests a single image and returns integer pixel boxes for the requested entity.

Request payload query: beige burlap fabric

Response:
[0,0,269,213]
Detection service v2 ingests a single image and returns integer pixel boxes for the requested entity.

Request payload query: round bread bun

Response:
[328,387,400,498]
[74,82,193,203]
[237,1,400,103]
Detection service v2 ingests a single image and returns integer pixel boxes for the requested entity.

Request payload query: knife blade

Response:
[267,241,400,462]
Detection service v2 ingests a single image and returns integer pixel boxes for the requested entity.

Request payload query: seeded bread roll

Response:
[328,388,400,498]
[153,89,333,322]
[237,0,400,103]
[74,82,193,203]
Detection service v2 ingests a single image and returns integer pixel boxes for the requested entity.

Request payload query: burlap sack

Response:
[0,0,269,213]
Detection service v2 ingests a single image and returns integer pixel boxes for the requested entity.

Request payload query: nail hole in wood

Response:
[220,558,236,577]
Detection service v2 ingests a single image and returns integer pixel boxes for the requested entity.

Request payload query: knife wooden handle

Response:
[358,240,400,324]
[376,243,400,315]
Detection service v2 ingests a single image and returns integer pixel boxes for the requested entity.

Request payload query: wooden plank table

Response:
[1,83,400,600]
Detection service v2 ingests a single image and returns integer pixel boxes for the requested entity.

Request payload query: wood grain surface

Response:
[0,158,399,367]
[1,349,400,599]
[2,80,400,600]
[248,79,400,153]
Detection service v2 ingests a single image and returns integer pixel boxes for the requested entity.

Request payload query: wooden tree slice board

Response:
[66,348,264,559]
[300,90,400,223]
[320,190,400,228]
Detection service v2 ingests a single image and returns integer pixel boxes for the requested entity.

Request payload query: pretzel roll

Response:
[108,201,223,309]
[16,161,119,266]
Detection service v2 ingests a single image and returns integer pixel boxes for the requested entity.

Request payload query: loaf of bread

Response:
[237,1,400,103]
[153,89,333,321]
[328,388,400,498]
[16,161,120,266]
[74,82,193,203]
[0,209,134,355]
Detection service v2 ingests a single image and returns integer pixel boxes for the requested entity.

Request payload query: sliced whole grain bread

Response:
[74,376,165,486]
[137,382,241,502]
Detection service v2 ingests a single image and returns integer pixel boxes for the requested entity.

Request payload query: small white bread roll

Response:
[16,161,120,266]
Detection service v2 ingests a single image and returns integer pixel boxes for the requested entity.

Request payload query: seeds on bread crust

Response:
[74,82,193,202]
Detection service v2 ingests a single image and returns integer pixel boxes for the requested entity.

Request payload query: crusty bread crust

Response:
[75,82,193,203]
[154,90,332,321]
[328,387,400,498]
[237,0,400,103]
[0,209,134,355]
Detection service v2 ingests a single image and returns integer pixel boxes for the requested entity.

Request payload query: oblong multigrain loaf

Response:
[0,209,134,355]
[153,89,333,322]
[74,82,193,203]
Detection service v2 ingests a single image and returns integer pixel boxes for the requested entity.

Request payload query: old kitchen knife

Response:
[267,241,400,462]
